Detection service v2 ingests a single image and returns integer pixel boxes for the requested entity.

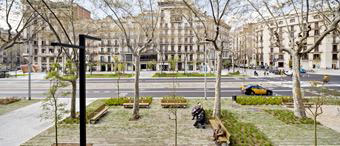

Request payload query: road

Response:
[0,74,339,98]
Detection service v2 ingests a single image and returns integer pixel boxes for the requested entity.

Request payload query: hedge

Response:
[236,96,291,105]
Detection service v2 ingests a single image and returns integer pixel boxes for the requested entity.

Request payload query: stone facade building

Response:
[233,12,339,70]
[23,0,230,72]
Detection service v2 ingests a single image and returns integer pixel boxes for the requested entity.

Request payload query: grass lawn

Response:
[153,72,215,77]
[0,99,40,115]
[86,73,134,78]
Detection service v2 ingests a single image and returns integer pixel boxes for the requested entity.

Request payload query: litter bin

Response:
[232,95,237,102]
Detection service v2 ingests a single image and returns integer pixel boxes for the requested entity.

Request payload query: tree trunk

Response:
[117,75,120,98]
[232,55,235,73]
[132,55,140,120]
[314,115,317,146]
[70,80,76,118]
[292,52,306,118]
[54,98,58,146]
[213,50,222,118]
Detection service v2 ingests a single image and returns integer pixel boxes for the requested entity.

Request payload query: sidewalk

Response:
[0,98,95,146]
[306,105,340,133]
[308,69,340,76]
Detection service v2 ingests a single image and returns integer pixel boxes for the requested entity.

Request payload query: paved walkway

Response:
[306,105,340,133]
[309,69,340,76]
[0,98,95,146]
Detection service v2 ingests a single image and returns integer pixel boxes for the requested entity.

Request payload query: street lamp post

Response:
[28,39,32,100]
[51,34,100,146]
[204,43,207,100]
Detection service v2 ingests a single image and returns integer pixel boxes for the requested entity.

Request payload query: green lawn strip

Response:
[264,109,318,124]
[86,73,134,78]
[225,106,340,145]
[152,72,215,77]
[207,109,272,146]
[61,99,106,124]
[0,99,40,115]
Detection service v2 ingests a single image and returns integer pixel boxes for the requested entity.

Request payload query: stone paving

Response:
[0,98,95,146]
[21,99,340,146]
[22,99,216,146]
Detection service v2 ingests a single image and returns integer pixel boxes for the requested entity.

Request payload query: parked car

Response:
[284,70,293,76]
[300,68,306,73]
[240,84,273,95]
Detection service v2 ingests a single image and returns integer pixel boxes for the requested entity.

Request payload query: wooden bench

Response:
[283,102,313,108]
[89,104,109,124]
[123,102,150,108]
[209,118,230,146]
[160,103,188,108]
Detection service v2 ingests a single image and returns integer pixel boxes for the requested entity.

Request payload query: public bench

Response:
[209,117,230,146]
[123,102,150,108]
[89,104,109,124]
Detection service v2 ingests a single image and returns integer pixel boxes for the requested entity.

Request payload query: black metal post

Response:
[51,34,100,146]
[79,35,86,146]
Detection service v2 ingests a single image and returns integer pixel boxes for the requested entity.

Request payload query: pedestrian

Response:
[254,70,258,76]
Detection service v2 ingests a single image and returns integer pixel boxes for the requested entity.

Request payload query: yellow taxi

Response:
[240,84,273,95]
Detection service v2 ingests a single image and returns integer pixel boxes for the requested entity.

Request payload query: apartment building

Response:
[22,0,230,72]
[234,12,339,70]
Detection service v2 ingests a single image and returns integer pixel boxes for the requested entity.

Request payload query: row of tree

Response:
[0,0,339,120]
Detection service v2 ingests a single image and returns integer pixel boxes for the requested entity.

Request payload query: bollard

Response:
[232,95,237,102]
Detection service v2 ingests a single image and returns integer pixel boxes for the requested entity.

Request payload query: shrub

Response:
[236,96,291,105]
[105,97,129,106]
[0,97,21,105]
[228,71,240,75]
[127,96,153,104]
[105,96,153,106]
[264,109,319,125]
[207,109,273,145]
[161,96,187,103]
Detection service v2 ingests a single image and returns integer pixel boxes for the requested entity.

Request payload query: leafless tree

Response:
[26,0,97,118]
[182,0,232,118]
[247,0,340,118]
[99,0,158,120]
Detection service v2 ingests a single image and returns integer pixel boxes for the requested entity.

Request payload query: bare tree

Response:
[99,0,158,120]
[0,0,42,51]
[182,0,231,118]
[25,0,96,118]
[247,0,340,117]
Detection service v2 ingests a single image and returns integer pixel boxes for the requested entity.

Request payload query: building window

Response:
[42,49,46,54]
[314,45,319,52]
[278,62,284,67]
[178,45,181,52]
[185,46,188,52]
[313,54,320,60]
[101,48,104,53]
[100,56,104,62]
[270,48,274,53]
[313,15,320,19]
[302,54,308,60]
[333,45,337,52]
[289,18,295,23]
[332,54,338,60]
[315,29,319,35]
[171,45,175,52]
[108,56,111,62]
[279,21,283,24]
[107,48,111,53]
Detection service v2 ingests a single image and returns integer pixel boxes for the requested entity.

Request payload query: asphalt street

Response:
[0,74,339,98]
